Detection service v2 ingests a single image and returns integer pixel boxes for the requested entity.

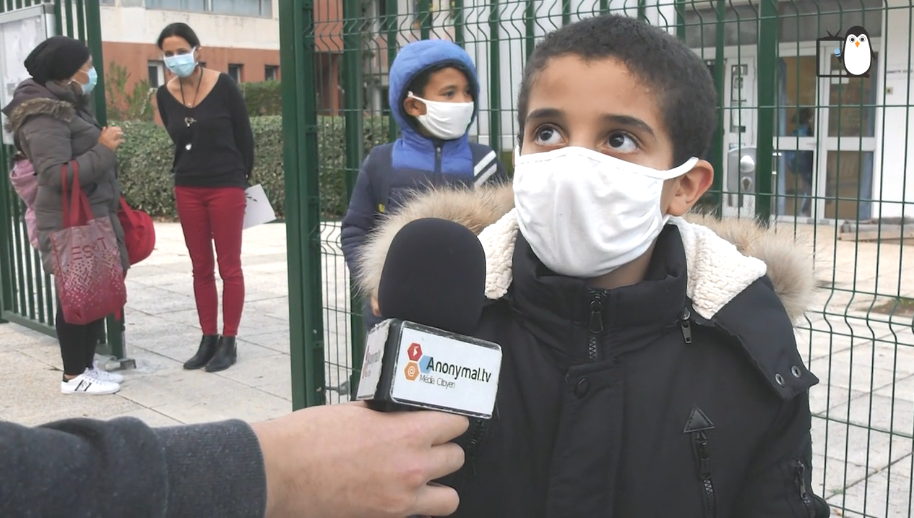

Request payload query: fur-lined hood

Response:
[355,184,815,323]
[2,79,76,136]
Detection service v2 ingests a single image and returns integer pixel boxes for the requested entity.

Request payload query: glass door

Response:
[774,42,879,222]
[819,47,878,221]
[774,48,820,220]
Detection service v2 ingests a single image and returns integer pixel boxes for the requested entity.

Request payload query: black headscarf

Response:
[24,36,91,85]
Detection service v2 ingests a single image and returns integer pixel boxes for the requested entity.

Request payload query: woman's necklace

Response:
[180,67,204,128]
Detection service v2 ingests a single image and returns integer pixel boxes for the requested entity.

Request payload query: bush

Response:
[240,81,282,116]
[114,115,391,219]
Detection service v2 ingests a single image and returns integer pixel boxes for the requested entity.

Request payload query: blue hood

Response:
[388,39,480,175]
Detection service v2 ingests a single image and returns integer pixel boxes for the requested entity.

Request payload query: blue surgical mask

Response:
[76,67,97,96]
[164,50,198,78]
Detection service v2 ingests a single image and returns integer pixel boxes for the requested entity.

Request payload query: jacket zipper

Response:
[794,460,815,517]
[693,430,716,518]
[434,145,442,179]
[588,294,604,362]
[680,307,693,344]
[464,418,487,480]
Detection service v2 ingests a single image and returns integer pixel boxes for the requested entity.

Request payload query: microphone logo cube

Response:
[404,361,420,381]
[407,343,423,361]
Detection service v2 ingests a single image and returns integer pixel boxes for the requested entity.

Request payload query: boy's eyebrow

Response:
[602,114,656,138]
[527,109,655,138]
[526,108,565,123]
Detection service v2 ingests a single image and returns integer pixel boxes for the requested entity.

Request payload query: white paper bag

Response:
[243,184,277,229]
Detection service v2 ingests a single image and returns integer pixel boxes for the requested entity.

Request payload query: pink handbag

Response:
[8,158,39,250]
[50,162,127,325]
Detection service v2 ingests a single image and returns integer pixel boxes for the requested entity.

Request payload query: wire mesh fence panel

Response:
[296,1,914,514]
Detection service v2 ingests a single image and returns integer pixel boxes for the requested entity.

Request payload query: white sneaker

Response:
[61,373,120,395]
[87,361,124,383]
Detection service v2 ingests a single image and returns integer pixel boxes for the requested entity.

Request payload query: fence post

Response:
[706,0,727,218]
[755,0,778,223]
[525,0,534,61]
[280,0,325,410]
[674,0,684,40]
[385,0,399,142]
[453,0,465,47]
[417,0,431,40]
[0,145,12,324]
[343,0,366,397]
[561,0,570,26]
[488,0,501,155]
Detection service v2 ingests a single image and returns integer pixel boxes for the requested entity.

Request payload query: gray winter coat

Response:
[2,79,128,275]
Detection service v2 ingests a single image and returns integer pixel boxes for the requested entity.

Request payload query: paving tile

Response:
[812,416,912,472]
[827,459,914,518]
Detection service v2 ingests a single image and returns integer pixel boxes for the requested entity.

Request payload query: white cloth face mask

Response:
[512,146,699,278]
[407,91,474,140]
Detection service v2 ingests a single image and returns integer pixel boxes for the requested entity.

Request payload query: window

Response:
[147,0,271,17]
[145,0,206,11]
[148,61,165,88]
[211,0,271,17]
[228,64,243,83]
[264,65,279,81]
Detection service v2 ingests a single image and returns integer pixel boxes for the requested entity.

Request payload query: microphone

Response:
[354,218,502,419]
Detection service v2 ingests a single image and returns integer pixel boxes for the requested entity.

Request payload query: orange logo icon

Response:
[404,361,420,381]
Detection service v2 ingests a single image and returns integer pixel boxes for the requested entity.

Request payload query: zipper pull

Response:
[795,461,810,502]
[589,298,604,334]
[680,307,692,344]
[697,431,712,479]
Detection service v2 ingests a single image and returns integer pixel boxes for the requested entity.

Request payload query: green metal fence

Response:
[280,0,914,515]
[0,0,128,361]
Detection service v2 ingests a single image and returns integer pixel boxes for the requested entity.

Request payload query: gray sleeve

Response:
[18,114,117,190]
[0,417,267,518]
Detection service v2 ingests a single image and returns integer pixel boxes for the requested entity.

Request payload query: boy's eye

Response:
[608,132,638,153]
[533,126,563,146]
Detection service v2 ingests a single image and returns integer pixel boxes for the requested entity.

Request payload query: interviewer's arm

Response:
[0,417,265,517]
[1,403,467,518]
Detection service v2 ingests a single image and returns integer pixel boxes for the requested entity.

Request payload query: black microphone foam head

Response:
[378,218,486,335]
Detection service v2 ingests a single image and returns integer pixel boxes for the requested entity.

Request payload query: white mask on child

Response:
[512,146,698,278]
[407,92,474,140]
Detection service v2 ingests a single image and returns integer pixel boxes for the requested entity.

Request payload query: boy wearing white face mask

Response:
[341,39,508,332]
[354,14,830,518]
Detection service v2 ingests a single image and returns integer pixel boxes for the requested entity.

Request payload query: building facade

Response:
[100,0,343,118]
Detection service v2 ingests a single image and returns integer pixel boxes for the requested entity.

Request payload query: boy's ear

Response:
[403,96,427,118]
[665,159,714,217]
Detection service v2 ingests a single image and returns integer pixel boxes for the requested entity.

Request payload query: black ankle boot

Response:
[205,336,237,373]
[184,335,220,370]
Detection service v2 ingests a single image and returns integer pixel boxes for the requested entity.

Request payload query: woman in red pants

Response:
[155,22,254,372]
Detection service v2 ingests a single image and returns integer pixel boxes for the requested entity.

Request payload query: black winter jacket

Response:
[357,185,831,518]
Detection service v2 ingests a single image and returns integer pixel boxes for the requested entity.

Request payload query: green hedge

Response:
[115,115,391,219]
[239,81,282,116]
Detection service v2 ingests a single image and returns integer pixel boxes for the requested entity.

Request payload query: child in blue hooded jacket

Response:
[341,39,508,330]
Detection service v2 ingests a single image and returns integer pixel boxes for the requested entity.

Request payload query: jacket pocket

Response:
[692,430,717,518]
[792,458,831,517]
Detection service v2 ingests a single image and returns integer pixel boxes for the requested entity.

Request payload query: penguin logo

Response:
[835,26,875,78]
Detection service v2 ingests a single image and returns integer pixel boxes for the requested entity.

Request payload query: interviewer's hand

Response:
[252,402,468,518]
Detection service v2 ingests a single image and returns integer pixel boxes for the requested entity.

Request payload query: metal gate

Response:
[0,0,126,359]
[278,0,914,515]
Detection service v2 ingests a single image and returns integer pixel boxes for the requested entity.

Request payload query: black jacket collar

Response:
[508,225,688,363]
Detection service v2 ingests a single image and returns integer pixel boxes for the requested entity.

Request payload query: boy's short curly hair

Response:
[516,14,718,166]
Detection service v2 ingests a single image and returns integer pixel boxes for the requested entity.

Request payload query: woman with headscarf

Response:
[1,36,129,395]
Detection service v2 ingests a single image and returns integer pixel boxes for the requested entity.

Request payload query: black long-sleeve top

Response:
[156,72,254,189]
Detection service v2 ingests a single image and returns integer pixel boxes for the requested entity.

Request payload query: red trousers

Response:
[175,186,245,337]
